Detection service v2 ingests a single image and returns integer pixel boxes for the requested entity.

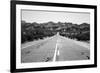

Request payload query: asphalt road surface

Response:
[21,33,90,63]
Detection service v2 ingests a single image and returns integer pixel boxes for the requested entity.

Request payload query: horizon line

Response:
[21,20,90,25]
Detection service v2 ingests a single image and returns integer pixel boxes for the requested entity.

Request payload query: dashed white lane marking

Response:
[53,37,61,62]
[57,50,60,56]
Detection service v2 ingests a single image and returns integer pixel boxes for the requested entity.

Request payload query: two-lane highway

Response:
[21,33,90,63]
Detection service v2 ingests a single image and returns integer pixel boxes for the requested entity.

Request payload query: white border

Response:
[16,4,94,69]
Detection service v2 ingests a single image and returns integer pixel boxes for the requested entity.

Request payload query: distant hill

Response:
[21,21,90,43]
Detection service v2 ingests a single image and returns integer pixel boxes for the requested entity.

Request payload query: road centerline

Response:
[53,33,60,62]
[53,40,58,62]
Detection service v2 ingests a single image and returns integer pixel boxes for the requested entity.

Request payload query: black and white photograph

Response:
[11,1,97,72]
[21,10,90,63]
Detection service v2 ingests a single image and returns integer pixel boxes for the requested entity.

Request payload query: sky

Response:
[22,10,90,24]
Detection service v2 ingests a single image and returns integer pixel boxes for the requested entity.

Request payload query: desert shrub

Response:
[75,31,90,41]
[21,22,55,43]
[21,21,90,43]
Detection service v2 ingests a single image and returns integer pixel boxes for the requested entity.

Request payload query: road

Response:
[21,33,90,63]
